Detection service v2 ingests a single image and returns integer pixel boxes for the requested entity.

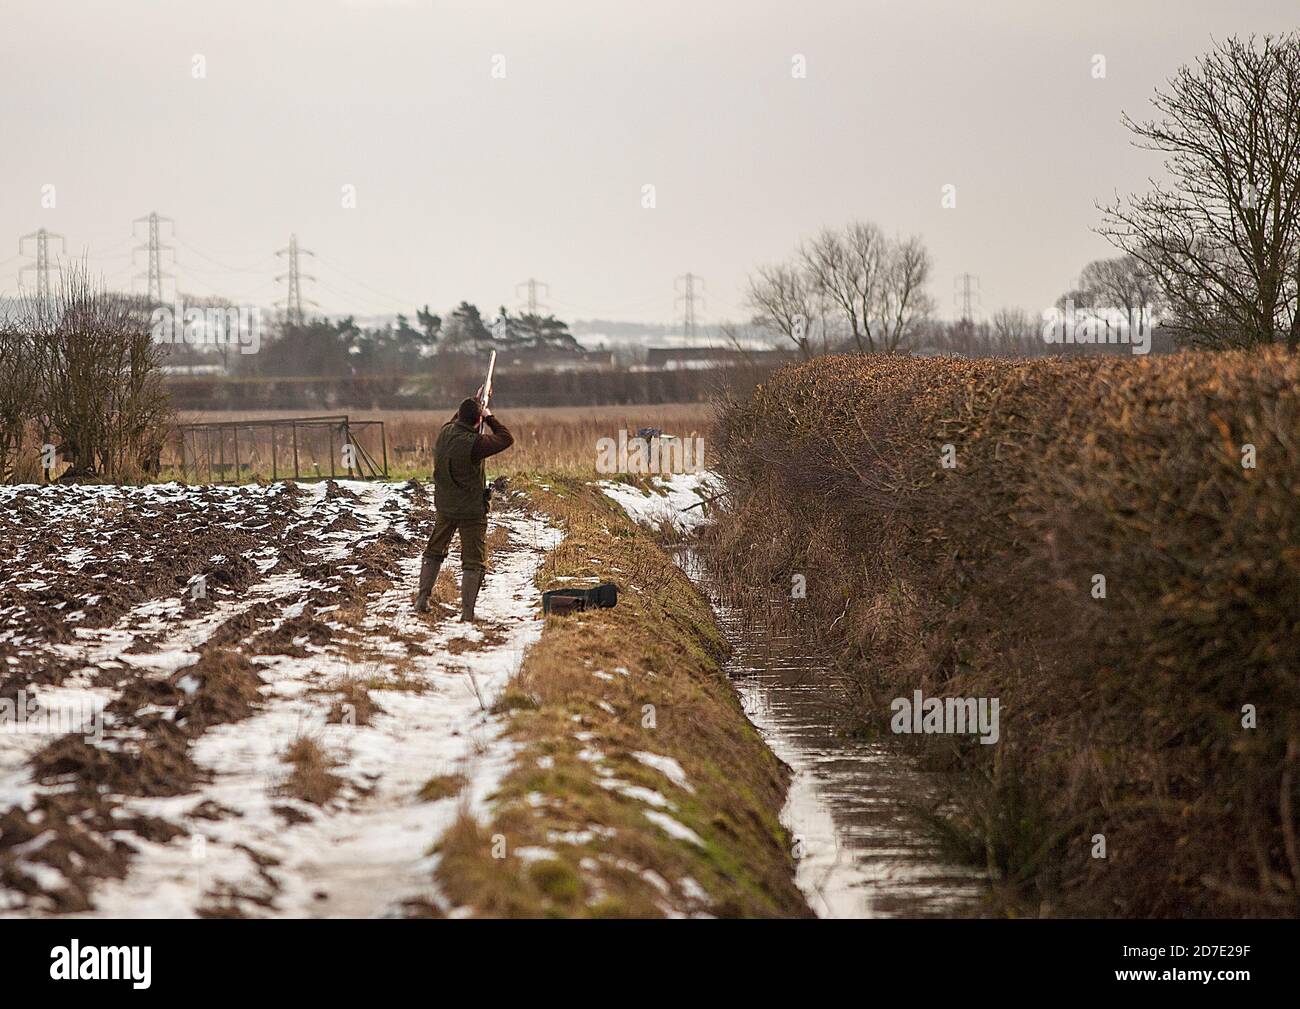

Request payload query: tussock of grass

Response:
[430,568,459,606]
[486,524,512,553]
[489,691,539,714]
[323,678,382,725]
[417,773,468,803]
[363,673,430,693]
[431,475,809,918]
[278,737,343,806]
[173,649,265,734]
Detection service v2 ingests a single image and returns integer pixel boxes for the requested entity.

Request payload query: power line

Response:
[312,276,399,313]
[312,252,423,311]
[84,236,135,259]
[549,288,674,314]
[222,277,279,304]
[175,236,275,274]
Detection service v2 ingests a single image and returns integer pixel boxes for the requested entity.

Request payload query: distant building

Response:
[496,348,613,371]
[160,363,228,376]
[643,347,796,370]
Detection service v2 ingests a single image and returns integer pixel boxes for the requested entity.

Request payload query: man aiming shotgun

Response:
[413,352,513,620]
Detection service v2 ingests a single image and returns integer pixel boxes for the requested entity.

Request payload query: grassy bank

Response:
[708,349,1300,918]
[429,475,809,917]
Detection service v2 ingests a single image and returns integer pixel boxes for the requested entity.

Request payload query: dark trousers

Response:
[423,513,487,572]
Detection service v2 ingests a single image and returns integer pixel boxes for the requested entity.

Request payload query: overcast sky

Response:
[2,0,1296,327]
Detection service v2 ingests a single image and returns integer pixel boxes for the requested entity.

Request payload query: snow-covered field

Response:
[597,472,722,534]
[0,479,559,917]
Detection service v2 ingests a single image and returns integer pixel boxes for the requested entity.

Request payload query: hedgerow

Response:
[709,349,1300,917]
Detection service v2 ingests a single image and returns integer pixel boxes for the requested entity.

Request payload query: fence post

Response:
[380,422,388,479]
[233,426,241,485]
[292,422,299,480]
[271,427,278,482]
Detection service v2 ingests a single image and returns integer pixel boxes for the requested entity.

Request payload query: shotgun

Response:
[477,349,497,434]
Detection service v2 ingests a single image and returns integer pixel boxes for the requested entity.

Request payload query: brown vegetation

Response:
[278,737,344,806]
[431,476,809,918]
[166,404,713,479]
[323,678,383,726]
[417,774,467,803]
[709,349,1300,917]
[0,265,173,483]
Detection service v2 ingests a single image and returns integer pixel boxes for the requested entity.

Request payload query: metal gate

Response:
[176,415,388,484]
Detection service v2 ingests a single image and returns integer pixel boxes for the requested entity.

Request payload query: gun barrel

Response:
[478,350,498,432]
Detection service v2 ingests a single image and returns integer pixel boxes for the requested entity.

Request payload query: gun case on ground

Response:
[542,582,618,615]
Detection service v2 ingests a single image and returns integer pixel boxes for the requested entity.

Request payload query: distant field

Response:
[171,403,715,479]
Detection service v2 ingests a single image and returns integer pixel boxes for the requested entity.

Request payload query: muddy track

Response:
[0,479,559,917]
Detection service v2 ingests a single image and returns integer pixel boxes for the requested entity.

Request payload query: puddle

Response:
[678,548,985,918]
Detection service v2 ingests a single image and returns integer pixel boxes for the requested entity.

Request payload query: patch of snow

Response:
[642,810,705,847]
[631,751,695,794]
[679,876,711,904]
[597,472,723,534]
[4,480,565,919]
[598,780,670,809]
[512,846,558,864]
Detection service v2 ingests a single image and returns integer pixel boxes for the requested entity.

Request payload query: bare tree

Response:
[990,307,1039,355]
[746,262,824,358]
[800,223,881,352]
[19,264,173,482]
[878,234,933,351]
[1072,255,1164,320]
[756,221,933,355]
[1100,34,1300,350]
[0,310,36,481]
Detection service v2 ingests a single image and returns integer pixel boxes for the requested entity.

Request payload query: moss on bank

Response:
[430,475,810,918]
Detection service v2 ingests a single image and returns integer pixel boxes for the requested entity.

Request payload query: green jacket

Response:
[433,419,486,517]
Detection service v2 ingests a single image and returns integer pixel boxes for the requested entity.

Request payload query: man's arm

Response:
[471,414,513,463]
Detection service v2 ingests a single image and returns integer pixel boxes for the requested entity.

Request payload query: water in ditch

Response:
[677,548,986,918]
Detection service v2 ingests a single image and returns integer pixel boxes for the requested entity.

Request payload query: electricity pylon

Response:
[133,211,176,303]
[515,277,549,315]
[675,272,705,340]
[18,228,66,300]
[275,234,317,325]
[954,273,981,323]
